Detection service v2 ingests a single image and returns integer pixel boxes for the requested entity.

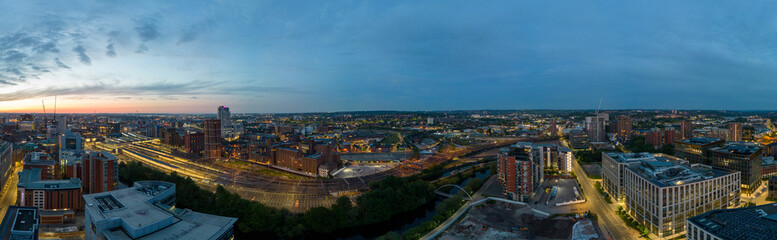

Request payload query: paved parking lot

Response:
[580,163,602,176]
[531,178,581,206]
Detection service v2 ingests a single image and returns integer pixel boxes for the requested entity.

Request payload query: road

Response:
[0,165,20,218]
[564,140,635,240]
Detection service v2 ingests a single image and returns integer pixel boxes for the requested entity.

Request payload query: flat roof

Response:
[677,137,723,145]
[18,169,82,190]
[605,152,656,163]
[711,143,762,156]
[627,158,736,187]
[689,203,777,240]
[103,210,237,240]
[83,182,177,235]
[0,206,38,240]
[11,209,36,232]
[23,152,55,166]
[83,181,236,240]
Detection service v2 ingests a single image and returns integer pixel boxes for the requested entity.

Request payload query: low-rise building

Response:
[687,203,777,240]
[17,168,83,211]
[602,152,657,202]
[0,206,39,240]
[624,158,740,239]
[23,152,58,180]
[83,181,237,240]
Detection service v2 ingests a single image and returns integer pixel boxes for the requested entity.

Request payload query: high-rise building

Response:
[497,143,544,202]
[0,141,13,194]
[217,105,232,137]
[624,158,739,239]
[680,120,694,139]
[56,116,67,134]
[585,115,606,142]
[616,115,632,138]
[185,131,204,154]
[728,122,743,142]
[83,181,237,240]
[709,143,764,194]
[204,119,222,160]
[82,151,118,194]
[0,206,39,240]
[59,131,83,152]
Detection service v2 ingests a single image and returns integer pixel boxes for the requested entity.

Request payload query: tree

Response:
[377,231,402,240]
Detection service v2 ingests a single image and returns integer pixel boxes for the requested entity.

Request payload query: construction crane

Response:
[595,97,603,115]
[41,99,47,129]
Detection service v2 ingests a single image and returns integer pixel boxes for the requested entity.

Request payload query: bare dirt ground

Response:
[438,201,575,240]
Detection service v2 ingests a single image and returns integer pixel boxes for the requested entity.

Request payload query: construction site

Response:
[437,201,581,240]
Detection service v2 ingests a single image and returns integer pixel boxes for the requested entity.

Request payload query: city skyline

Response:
[3,1,777,113]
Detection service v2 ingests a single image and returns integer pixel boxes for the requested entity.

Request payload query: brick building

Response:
[82,151,119,194]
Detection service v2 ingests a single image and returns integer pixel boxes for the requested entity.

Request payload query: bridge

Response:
[434,184,472,200]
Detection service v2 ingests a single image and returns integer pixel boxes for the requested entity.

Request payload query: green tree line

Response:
[118,161,436,238]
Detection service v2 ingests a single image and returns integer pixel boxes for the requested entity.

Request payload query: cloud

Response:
[72,45,91,65]
[135,17,160,42]
[135,43,149,53]
[105,43,116,57]
[0,81,203,101]
[33,42,59,54]
[177,19,216,44]
[55,58,70,69]
[2,50,27,64]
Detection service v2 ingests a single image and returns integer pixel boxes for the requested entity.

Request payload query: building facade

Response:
[602,152,657,202]
[17,168,83,212]
[624,160,740,239]
[585,115,606,143]
[674,137,725,165]
[497,144,544,202]
[204,119,222,160]
[568,129,589,149]
[0,141,12,195]
[769,176,777,199]
[82,151,118,194]
[680,120,694,139]
[23,152,58,180]
[709,143,764,194]
[217,105,232,137]
[617,115,632,138]
[185,131,204,154]
[728,122,743,142]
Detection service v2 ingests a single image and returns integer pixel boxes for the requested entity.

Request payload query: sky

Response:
[2,1,777,113]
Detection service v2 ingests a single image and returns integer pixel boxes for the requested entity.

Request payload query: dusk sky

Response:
[2,1,777,113]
